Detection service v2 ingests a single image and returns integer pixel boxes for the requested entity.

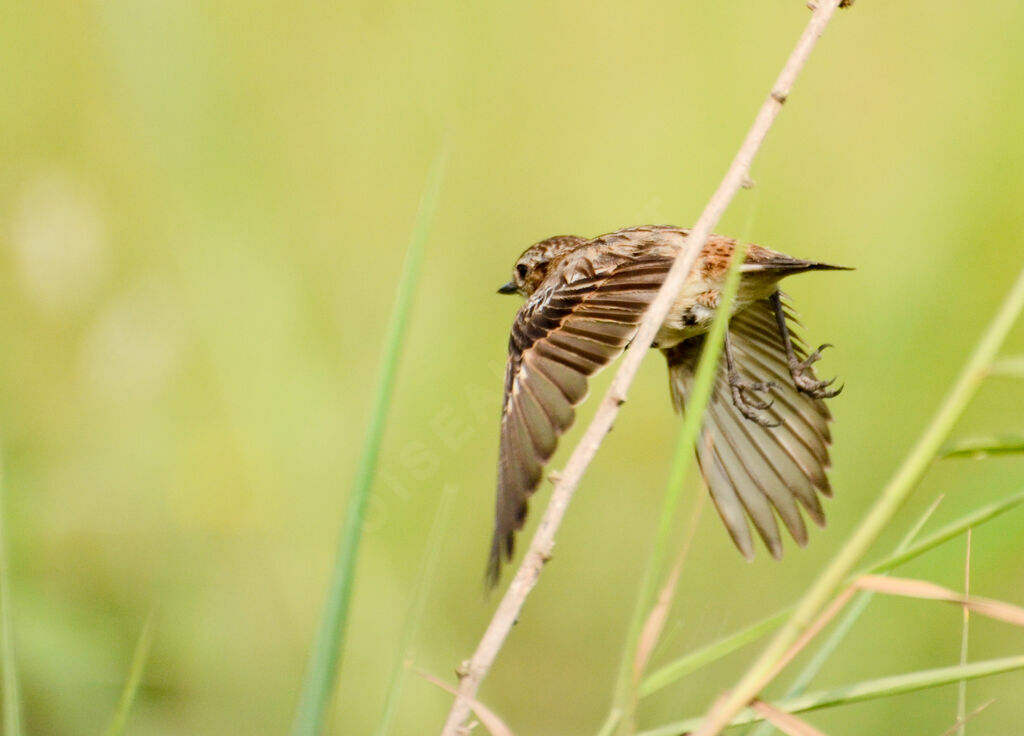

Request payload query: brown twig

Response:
[439,2,849,733]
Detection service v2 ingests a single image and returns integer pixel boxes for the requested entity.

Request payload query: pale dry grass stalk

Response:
[941,699,994,736]
[749,700,826,736]
[439,2,851,732]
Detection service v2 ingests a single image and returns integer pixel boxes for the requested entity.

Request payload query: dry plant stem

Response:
[694,260,1024,736]
[439,3,847,733]
[768,587,858,684]
[418,669,514,736]
[761,571,1024,696]
[941,699,995,736]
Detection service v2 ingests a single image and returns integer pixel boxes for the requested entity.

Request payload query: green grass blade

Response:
[290,140,449,736]
[374,485,458,736]
[745,496,944,736]
[639,654,1024,736]
[940,435,1024,458]
[865,488,1024,575]
[699,261,1024,733]
[608,241,750,734]
[638,487,1024,700]
[0,460,24,736]
[103,612,157,736]
[639,610,789,699]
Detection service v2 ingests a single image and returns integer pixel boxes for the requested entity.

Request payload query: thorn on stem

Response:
[455,660,471,679]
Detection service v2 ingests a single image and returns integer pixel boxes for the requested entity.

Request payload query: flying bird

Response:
[489,225,849,585]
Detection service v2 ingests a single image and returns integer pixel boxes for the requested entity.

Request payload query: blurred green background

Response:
[3,1,1024,734]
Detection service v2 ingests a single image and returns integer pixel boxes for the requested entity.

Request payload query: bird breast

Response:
[652,270,774,349]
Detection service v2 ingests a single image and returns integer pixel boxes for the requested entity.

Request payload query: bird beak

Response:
[497,282,518,295]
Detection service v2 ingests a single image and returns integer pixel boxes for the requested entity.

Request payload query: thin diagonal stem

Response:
[440,3,849,732]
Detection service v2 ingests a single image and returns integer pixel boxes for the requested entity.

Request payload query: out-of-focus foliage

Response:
[1,2,1023,734]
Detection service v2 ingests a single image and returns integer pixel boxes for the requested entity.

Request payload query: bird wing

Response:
[663,295,833,560]
[490,255,673,583]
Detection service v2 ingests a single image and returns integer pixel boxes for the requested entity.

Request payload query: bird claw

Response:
[729,376,781,427]
[791,343,843,399]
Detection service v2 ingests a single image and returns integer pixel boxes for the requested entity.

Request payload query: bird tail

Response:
[740,256,853,274]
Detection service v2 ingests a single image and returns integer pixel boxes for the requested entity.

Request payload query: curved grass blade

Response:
[638,654,1024,736]
[103,611,156,736]
[290,140,449,736]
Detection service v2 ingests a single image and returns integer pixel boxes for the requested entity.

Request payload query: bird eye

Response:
[516,264,528,279]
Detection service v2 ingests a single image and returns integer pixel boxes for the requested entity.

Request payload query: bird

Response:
[488,224,850,585]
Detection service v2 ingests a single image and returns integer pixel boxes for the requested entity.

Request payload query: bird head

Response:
[498,235,587,297]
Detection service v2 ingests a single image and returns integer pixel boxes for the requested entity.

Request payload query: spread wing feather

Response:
[663,296,833,560]
[489,257,672,583]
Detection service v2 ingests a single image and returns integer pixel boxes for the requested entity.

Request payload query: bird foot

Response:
[729,375,780,427]
[791,343,843,399]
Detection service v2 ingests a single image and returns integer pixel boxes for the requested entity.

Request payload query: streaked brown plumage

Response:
[489,225,850,585]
